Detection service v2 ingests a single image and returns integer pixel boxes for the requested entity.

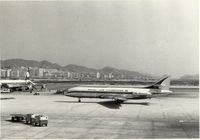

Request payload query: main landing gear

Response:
[78,98,81,102]
[116,100,124,104]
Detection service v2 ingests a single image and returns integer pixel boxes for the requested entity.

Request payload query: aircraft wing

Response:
[100,95,127,102]
[113,96,127,101]
[1,83,25,88]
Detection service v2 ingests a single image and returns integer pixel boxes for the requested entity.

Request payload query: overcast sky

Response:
[0,0,198,78]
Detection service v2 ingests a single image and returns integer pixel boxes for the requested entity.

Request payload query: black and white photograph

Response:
[0,0,199,139]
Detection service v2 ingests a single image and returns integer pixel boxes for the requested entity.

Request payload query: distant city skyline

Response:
[1,58,198,79]
[0,1,198,78]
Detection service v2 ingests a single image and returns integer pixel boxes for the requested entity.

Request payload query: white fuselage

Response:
[0,79,35,88]
[0,80,29,85]
[68,86,151,95]
[65,76,172,101]
[66,85,154,100]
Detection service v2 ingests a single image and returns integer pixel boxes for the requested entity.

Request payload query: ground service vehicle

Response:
[10,114,26,121]
[10,114,48,127]
[24,114,38,124]
[31,115,48,126]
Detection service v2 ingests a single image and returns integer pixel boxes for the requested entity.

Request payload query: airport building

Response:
[96,72,101,79]
[0,69,6,78]
[6,69,11,78]
[10,69,20,78]
[38,68,44,77]
[0,66,154,81]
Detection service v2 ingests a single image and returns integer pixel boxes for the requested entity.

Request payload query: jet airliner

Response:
[0,69,37,92]
[65,75,172,103]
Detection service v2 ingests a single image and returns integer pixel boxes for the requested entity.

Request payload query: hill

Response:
[179,74,199,80]
[1,58,153,79]
[100,66,149,79]
[1,59,62,69]
[63,64,97,73]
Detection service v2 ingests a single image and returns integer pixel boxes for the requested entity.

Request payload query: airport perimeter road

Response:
[0,90,199,139]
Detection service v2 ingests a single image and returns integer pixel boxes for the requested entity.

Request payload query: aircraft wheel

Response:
[78,98,81,102]
[116,100,123,104]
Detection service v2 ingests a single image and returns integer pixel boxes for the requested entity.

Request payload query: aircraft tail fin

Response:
[24,67,37,90]
[146,75,170,90]
[25,67,30,80]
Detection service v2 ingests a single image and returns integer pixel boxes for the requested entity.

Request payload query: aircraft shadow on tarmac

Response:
[98,101,150,109]
[54,100,150,109]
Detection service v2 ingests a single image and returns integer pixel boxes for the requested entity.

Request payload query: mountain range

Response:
[179,74,199,80]
[1,59,153,79]
[1,59,199,80]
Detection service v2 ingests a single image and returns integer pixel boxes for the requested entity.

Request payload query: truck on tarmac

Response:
[10,113,48,127]
[31,115,48,126]
[24,114,38,124]
[10,114,26,122]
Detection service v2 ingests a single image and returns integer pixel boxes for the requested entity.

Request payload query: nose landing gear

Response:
[78,98,81,102]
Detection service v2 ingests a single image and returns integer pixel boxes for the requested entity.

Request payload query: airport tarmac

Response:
[0,88,199,139]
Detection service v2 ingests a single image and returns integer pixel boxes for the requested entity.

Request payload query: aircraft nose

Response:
[65,92,71,96]
[147,93,152,99]
[64,90,71,96]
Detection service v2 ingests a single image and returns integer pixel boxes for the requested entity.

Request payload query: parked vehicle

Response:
[24,114,38,124]
[10,114,26,121]
[10,113,48,127]
[31,115,48,126]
